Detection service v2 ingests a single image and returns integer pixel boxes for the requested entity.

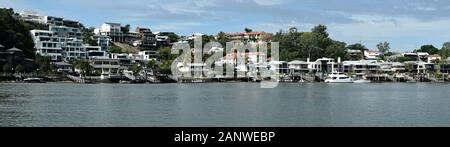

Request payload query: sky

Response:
[2,0,450,52]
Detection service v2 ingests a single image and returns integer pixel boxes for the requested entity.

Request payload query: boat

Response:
[23,77,45,83]
[324,72,354,83]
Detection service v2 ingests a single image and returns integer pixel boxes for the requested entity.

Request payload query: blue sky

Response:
[2,0,450,52]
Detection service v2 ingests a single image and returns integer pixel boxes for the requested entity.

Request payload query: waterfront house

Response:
[177,62,209,78]
[378,62,406,74]
[404,61,435,74]
[54,62,72,73]
[89,58,122,80]
[309,58,340,73]
[342,60,379,76]
[269,61,289,75]
[288,60,309,75]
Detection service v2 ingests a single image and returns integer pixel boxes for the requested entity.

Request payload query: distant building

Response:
[346,49,364,61]
[86,46,107,59]
[138,51,160,61]
[364,50,381,60]
[428,54,442,63]
[19,11,45,24]
[0,46,34,73]
[93,35,111,51]
[43,16,64,26]
[135,27,157,50]
[225,32,265,42]
[99,22,123,42]
[402,52,429,62]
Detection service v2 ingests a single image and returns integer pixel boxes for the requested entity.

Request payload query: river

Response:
[1,83,450,127]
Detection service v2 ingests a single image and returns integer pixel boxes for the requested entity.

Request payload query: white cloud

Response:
[252,0,284,6]
[328,14,450,50]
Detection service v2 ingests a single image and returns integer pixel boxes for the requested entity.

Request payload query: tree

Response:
[2,63,12,73]
[147,60,159,76]
[35,54,52,73]
[347,43,368,51]
[217,31,230,47]
[122,24,130,34]
[0,8,39,59]
[440,42,450,60]
[245,28,253,33]
[74,60,91,78]
[82,27,96,45]
[416,45,439,55]
[168,33,180,43]
[15,64,24,73]
[129,63,143,79]
[109,44,122,53]
[377,42,390,60]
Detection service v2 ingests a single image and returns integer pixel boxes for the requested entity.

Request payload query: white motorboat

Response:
[324,72,354,83]
[23,77,45,83]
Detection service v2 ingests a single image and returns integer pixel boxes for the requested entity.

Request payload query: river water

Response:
[1,83,450,127]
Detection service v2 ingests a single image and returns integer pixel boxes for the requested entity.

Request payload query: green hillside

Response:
[0,8,47,59]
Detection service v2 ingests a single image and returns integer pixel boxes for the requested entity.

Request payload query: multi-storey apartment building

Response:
[135,27,157,50]
[50,25,86,61]
[30,30,63,61]
[93,35,111,51]
[98,22,123,42]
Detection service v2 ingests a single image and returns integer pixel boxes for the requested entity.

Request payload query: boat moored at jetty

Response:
[23,78,46,83]
[324,72,354,83]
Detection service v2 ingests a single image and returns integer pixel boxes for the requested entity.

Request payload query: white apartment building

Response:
[30,30,63,61]
[138,51,160,61]
[43,16,64,26]
[19,11,45,24]
[364,50,381,60]
[99,22,123,42]
[93,35,111,51]
[86,46,108,59]
[60,38,86,61]
[50,25,86,61]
